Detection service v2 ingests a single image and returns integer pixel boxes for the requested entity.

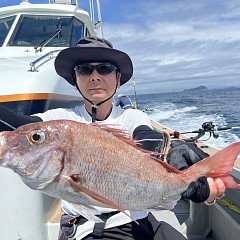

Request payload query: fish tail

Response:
[188,142,240,189]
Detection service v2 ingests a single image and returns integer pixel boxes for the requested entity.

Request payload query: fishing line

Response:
[136,139,163,142]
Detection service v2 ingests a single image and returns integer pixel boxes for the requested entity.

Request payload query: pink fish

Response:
[0,120,239,215]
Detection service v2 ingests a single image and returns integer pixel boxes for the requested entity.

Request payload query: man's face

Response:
[75,62,120,103]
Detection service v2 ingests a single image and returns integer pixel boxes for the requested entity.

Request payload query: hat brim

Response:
[54,47,133,86]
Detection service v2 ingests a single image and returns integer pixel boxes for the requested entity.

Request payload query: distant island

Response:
[183,86,208,92]
[226,86,240,90]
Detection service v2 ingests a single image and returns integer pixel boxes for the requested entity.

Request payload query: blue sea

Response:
[131,88,240,150]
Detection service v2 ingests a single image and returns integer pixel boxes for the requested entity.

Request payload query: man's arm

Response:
[133,125,163,152]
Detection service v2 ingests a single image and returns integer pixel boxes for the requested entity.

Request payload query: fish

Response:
[0,120,240,215]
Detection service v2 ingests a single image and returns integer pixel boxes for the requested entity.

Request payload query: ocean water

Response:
[132,88,240,150]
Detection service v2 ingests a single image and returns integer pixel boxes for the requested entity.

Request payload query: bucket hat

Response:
[54,36,133,86]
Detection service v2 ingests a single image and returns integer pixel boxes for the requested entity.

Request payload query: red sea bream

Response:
[0,120,239,213]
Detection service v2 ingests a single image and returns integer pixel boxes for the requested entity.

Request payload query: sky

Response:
[1,0,240,94]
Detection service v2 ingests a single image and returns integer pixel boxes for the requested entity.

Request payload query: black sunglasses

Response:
[74,63,117,75]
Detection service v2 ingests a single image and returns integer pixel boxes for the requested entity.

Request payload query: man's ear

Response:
[117,72,121,88]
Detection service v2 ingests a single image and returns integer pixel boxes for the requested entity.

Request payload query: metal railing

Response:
[29,50,61,72]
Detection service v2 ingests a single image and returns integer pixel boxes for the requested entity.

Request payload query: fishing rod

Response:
[171,121,240,142]
[132,78,138,109]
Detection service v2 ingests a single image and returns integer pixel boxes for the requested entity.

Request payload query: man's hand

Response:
[182,176,226,204]
[204,178,225,205]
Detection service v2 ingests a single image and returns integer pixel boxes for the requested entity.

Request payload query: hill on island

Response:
[183,86,208,92]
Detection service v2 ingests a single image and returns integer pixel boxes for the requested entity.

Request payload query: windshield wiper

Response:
[35,24,62,52]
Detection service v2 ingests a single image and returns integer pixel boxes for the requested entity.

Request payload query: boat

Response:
[0,1,240,240]
[143,107,154,112]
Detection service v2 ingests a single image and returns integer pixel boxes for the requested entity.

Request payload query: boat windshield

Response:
[0,16,16,46]
[8,15,84,47]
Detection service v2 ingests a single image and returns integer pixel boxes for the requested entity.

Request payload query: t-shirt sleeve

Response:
[121,109,153,137]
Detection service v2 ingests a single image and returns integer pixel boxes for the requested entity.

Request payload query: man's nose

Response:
[90,69,101,81]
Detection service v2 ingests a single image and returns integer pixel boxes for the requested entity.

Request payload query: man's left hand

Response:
[204,177,225,205]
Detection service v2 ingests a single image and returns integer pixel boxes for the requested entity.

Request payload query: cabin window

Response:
[8,15,84,47]
[0,16,16,46]
[70,18,84,46]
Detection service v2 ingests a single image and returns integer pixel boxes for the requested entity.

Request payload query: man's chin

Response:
[89,92,108,102]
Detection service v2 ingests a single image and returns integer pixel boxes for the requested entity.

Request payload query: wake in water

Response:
[135,88,240,149]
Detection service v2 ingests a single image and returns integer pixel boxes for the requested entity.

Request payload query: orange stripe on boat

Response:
[0,93,82,102]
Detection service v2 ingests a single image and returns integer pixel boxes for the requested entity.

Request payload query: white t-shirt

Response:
[34,104,152,239]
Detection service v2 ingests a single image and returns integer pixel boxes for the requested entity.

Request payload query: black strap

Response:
[92,211,120,237]
[91,105,97,123]
[92,222,106,238]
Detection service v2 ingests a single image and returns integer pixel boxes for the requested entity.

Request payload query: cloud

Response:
[103,0,240,94]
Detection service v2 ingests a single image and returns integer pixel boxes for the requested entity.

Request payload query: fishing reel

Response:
[171,122,237,142]
[202,122,219,139]
[186,121,219,141]
[171,121,221,142]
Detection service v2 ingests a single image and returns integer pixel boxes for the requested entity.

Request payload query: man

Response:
[0,37,225,240]
[116,94,134,109]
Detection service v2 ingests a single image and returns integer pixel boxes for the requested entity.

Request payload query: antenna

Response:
[89,0,103,37]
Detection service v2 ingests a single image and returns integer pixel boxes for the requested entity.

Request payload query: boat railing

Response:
[29,50,61,72]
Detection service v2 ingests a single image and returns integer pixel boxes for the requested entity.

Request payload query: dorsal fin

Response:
[91,123,144,150]
[91,123,163,159]
[91,123,175,169]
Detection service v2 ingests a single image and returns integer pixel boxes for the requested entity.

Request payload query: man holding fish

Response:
[0,37,236,240]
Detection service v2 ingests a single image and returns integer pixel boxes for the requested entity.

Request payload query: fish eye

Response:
[28,131,46,144]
